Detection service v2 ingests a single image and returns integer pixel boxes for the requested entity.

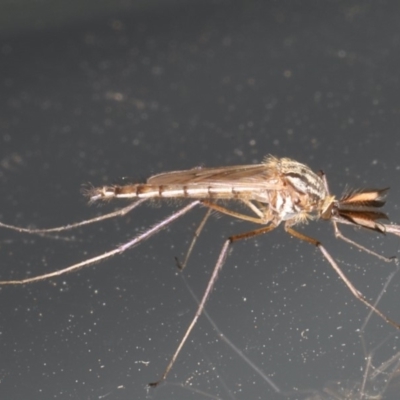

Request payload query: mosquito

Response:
[1,155,400,388]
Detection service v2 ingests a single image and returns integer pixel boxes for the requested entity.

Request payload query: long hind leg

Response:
[0,199,147,234]
[0,201,199,285]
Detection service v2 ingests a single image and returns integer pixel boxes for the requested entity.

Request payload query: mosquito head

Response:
[329,188,390,232]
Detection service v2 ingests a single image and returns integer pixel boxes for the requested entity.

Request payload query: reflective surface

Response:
[1,1,400,399]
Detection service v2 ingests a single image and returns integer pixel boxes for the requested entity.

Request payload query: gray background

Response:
[1,1,400,399]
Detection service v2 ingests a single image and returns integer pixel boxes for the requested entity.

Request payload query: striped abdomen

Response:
[89,183,271,201]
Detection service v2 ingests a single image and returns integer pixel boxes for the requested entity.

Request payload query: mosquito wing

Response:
[147,163,280,188]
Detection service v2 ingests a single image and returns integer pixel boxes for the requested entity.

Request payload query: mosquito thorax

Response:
[265,157,327,202]
[263,157,329,222]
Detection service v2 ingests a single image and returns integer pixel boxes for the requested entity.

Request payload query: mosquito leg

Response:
[0,199,147,234]
[200,200,268,224]
[285,225,400,330]
[332,221,395,263]
[175,199,271,270]
[0,201,200,285]
[175,208,213,270]
[241,200,267,219]
[149,223,277,387]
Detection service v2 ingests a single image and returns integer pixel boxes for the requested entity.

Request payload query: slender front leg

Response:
[285,224,400,330]
[332,220,395,262]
